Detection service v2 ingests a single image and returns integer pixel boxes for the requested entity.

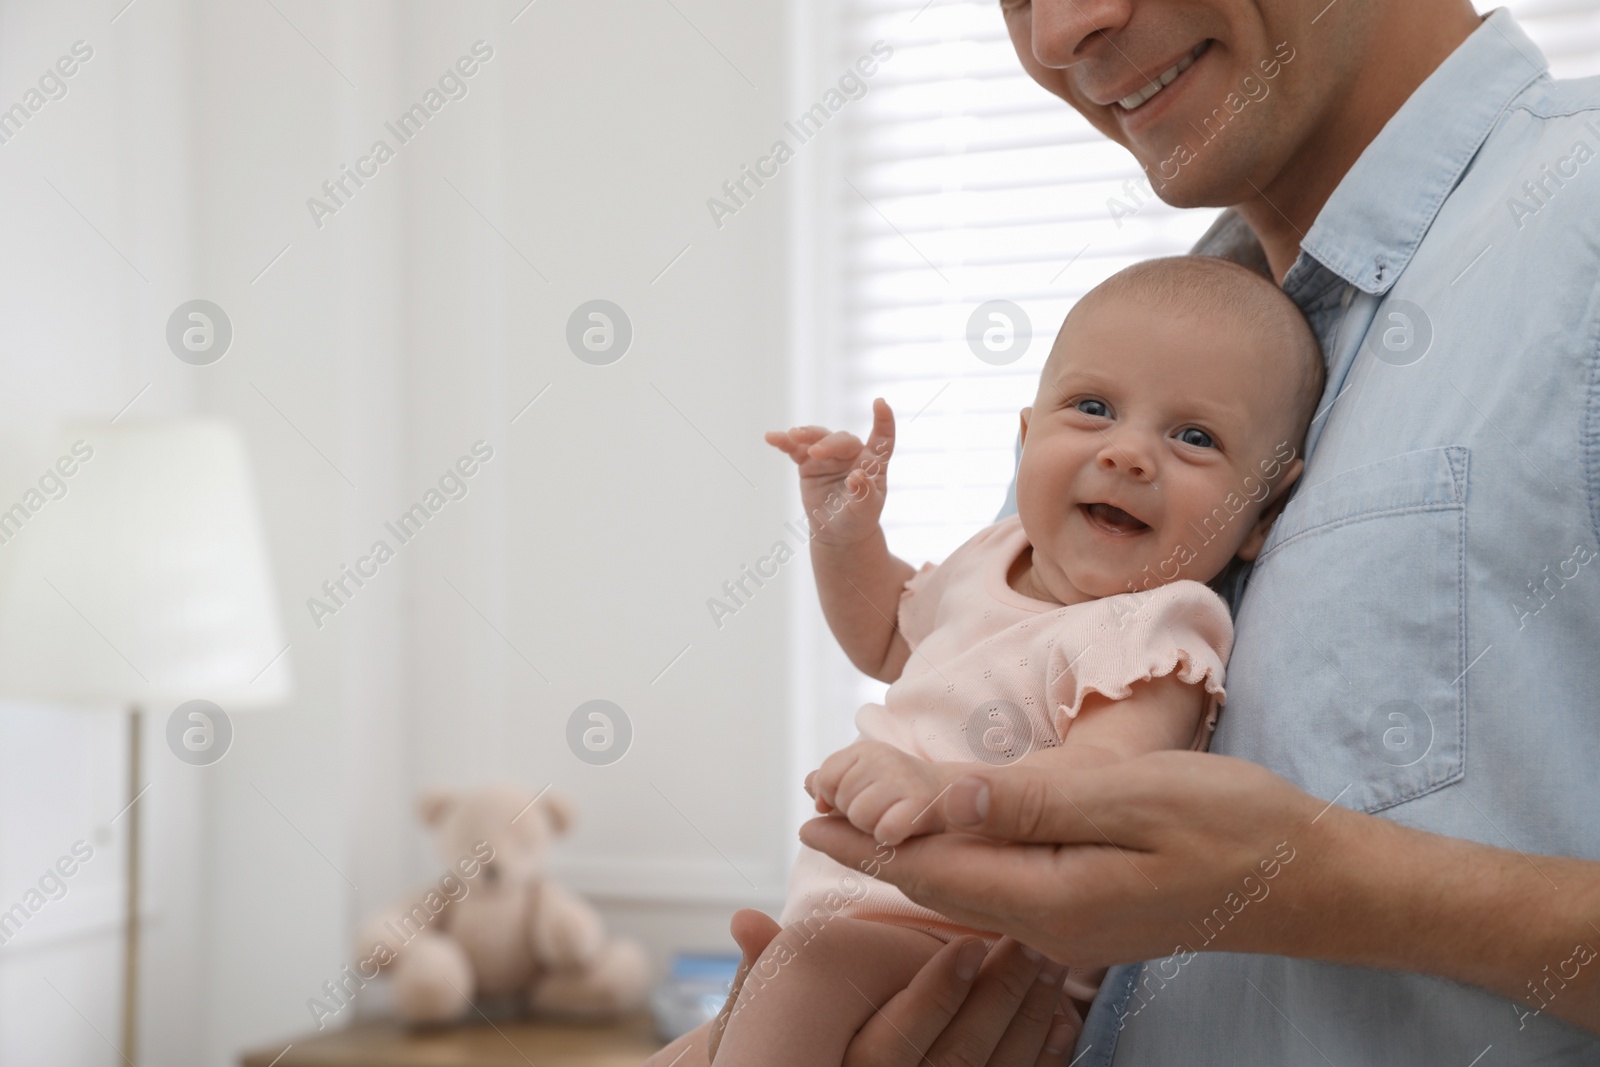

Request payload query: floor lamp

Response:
[0,419,293,1062]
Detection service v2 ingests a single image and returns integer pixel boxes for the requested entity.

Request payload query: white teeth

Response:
[1118,42,1207,111]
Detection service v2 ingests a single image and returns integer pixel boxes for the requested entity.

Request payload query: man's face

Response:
[1000,0,1355,207]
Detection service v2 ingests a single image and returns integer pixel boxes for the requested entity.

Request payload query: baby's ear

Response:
[1237,458,1304,562]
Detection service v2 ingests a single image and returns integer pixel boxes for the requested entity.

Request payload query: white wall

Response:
[1,1,802,1063]
[386,0,799,966]
[182,4,413,1062]
[0,1,205,1064]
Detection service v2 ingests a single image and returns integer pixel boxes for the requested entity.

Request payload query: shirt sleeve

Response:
[1043,580,1233,747]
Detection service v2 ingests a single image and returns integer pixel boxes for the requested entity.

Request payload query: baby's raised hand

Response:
[808,739,957,846]
[764,398,895,547]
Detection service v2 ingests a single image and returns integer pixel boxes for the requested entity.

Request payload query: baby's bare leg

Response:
[641,1020,711,1067]
[712,916,943,1067]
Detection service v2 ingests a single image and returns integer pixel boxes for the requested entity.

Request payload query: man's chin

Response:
[1133,156,1265,212]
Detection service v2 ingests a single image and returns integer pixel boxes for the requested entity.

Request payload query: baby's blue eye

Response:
[1177,427,1215,448]
[1075,399,1110,418]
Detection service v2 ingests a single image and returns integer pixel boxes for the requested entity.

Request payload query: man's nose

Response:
[1096,428,1156,482]
[1031,0,1135,68]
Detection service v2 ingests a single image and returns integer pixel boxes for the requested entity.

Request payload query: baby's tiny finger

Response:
[764,434,811,465]
[814,743,864,794]
[806,769,837,814]
[884,800,916,845]
[812,430,862,457]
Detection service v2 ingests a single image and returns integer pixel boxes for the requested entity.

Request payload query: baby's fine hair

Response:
[1075,255,1326,442]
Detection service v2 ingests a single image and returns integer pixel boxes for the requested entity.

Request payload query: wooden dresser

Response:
[239,1012,664,1067]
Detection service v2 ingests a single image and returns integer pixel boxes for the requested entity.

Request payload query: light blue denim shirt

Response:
[1000,10,1600,1064]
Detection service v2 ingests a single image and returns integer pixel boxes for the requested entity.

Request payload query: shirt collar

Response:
[1292,7,1548,294]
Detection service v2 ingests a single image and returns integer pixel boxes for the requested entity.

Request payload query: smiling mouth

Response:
[1117,41,1211,111]
[1082,502,1151,535]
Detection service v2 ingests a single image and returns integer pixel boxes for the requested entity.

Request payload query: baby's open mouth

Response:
[1082,502,1151,535]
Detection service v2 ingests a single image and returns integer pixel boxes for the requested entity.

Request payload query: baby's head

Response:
[1015,255,1323,602]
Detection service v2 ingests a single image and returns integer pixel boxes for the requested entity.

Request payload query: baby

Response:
[653,255,1323,1066]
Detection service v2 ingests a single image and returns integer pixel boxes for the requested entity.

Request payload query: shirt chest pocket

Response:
[1216,446,1470,814]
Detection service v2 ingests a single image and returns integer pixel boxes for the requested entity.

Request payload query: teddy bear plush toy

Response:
[356,784,650,1025]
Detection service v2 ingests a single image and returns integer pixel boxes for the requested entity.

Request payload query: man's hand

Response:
[801,750,1332,966]
[806,748,1600,1037]
[706,909,1083,1066]
[809,738,962,845]
[705,909,784,1062]
[765,397,895,547]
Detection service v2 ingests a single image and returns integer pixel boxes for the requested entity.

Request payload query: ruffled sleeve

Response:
[897,519,1020,648]
[895,561,942,647]
[1044,579,1233,750]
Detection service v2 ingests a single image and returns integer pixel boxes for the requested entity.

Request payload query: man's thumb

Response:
[943,768,1113,844]
[730,908,780,964]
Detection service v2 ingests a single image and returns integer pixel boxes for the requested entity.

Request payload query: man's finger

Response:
[942,763,1148,846]
[1034,1006,1084,1067]
[802,769,1131,865]
[729,908,781,959]
[707,910,780,1061]
[842,937,986,1067]
[922,939,1046,1066]
[975,952,1075,1067]
[801,813,1001,879]
[798,816,1076,937]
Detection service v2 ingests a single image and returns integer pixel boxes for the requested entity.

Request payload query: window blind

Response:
[826,0,1600,567]
[828,0,1215,575]
[818,0,1600,713]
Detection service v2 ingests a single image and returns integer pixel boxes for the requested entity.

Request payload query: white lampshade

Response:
[0,418,292,709]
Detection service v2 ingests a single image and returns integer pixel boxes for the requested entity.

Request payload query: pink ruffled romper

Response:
[780,514,1233,998]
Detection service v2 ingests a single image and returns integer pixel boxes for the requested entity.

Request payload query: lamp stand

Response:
[120,704,142,1062]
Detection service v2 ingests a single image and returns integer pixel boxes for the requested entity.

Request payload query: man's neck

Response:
[1235,3,1485,283]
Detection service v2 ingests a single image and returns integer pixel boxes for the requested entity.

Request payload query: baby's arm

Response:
[810,526,916,684]
[812,673,1205,845]
[766,398,914,682]
[1038,670,1206,764]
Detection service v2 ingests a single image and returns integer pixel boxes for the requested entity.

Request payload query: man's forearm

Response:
[1306,805,1600,1032]
[812,526,915,682]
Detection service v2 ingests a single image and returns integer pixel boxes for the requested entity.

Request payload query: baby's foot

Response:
[810,740,959,846]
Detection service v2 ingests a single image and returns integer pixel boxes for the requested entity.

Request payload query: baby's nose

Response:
[1097,440,1153,481]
